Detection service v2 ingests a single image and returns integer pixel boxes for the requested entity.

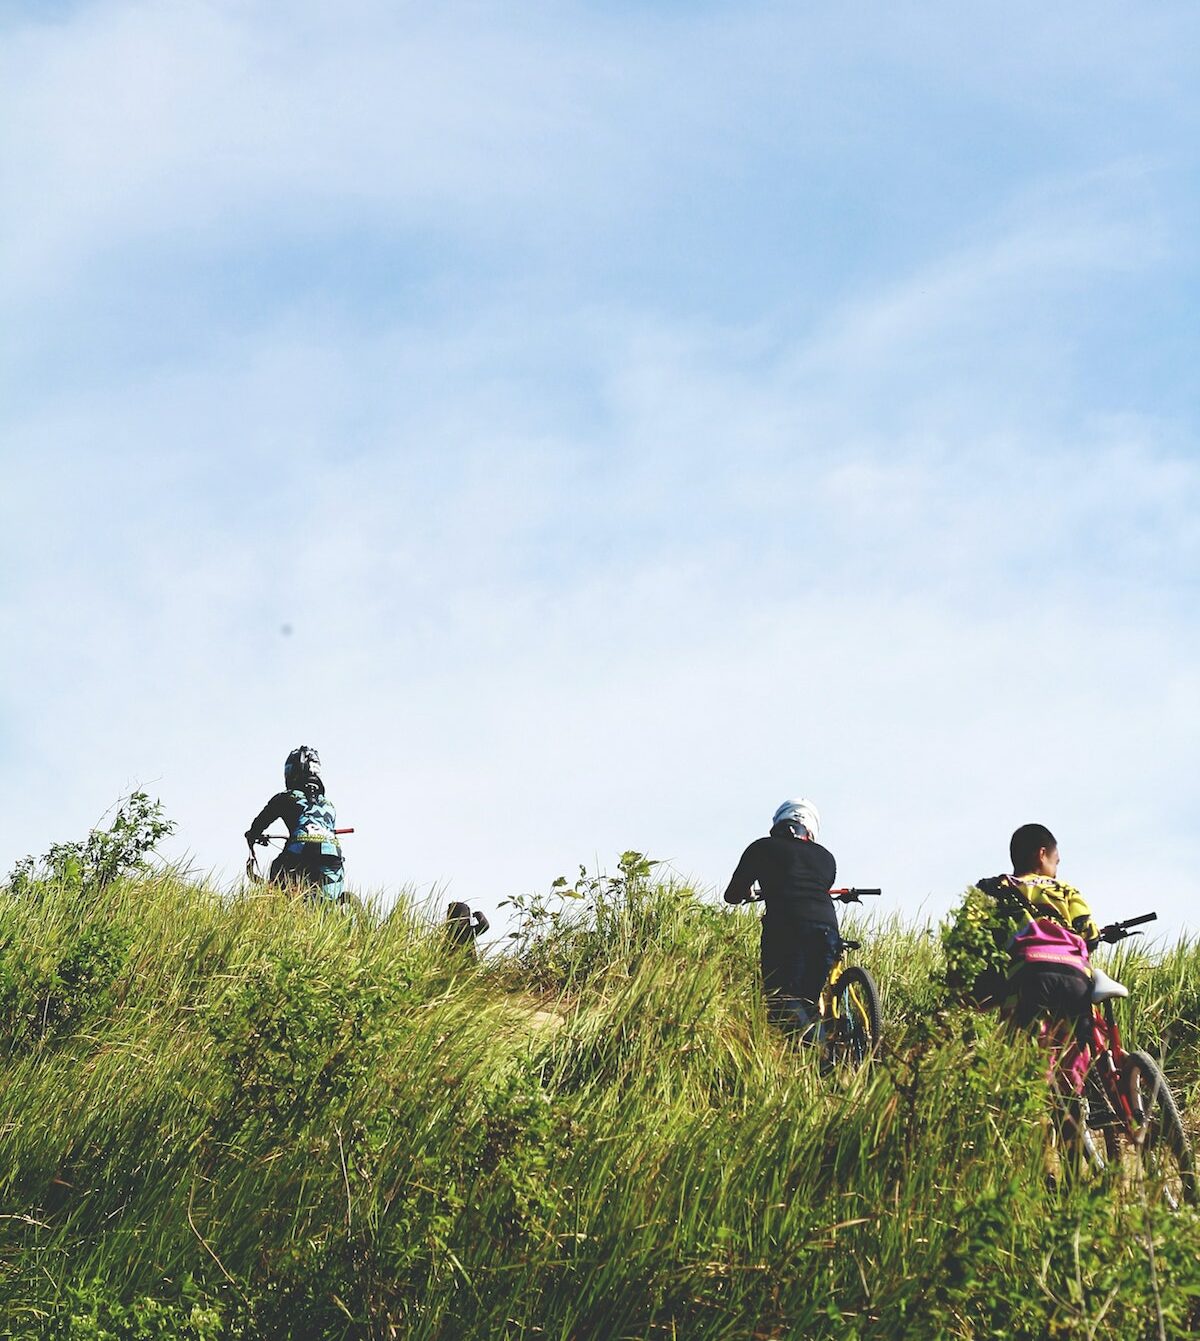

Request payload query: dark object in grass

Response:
[446,901,490,962]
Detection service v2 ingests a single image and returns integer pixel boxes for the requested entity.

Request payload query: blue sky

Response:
[3,1,1199,936]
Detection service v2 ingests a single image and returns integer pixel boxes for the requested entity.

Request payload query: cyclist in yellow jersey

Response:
[979,823,1099,1038]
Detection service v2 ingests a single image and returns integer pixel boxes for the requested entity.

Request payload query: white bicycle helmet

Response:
[772,797,820,841]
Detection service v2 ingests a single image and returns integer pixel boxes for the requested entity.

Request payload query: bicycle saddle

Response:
[1090,966,1129,1003]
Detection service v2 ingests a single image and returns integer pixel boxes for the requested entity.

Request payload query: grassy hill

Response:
[1,856,1199,1339]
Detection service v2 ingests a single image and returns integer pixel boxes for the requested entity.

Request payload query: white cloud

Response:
[5,1,1195,301]
[3,0,1200,944]
[5,289,1199,932]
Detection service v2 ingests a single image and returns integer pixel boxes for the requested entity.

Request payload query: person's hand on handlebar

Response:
[833,888,882,904]
[1097,912,1157,944]
[1100,924,1141,944]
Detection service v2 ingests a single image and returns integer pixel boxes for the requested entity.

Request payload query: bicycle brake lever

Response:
[1102,928,1141,944]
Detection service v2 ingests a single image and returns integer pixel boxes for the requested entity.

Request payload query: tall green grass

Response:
[1,869,1199,1339]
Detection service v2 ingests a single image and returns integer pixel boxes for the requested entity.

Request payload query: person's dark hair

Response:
[1010,823,1057,875]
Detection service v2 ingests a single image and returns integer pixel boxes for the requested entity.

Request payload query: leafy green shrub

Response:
[501,851,711,990]
[23,1275,244,1341]
[472,1059,567,1242]
[5,792,175,897]
[206,952,405,1131]
[940,882,1025,1006]
[0,922,132,1051]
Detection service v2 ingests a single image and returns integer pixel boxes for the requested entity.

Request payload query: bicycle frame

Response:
[1059,914,1149,1119]
[822,940,860,1017]
[1078,998,1127,1106]
[820,890,877,1023]
[819,935,883,1067]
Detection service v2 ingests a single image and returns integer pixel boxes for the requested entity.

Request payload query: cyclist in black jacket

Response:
[725,798,838,1035]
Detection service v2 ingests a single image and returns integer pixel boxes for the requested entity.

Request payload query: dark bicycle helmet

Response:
[284,745,322,791]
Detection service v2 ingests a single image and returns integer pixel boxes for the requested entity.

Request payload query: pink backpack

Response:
[1011,918,1091,975]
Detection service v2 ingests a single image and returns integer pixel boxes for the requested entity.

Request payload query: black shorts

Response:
[1011,963,1091,1031]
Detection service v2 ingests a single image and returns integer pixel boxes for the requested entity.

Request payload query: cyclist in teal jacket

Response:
[246,746,345,903]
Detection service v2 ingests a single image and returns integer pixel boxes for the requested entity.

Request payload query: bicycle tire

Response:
[1121,1050,1197,1209]
[828,966,881,1067]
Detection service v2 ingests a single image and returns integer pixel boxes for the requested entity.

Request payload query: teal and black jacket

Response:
[246,785,344,901]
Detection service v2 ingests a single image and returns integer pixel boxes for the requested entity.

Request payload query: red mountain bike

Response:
[1062,912,1196,1208]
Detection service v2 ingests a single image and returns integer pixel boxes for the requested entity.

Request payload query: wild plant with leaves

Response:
[5,790,175,896]
[940,879,1029,1006]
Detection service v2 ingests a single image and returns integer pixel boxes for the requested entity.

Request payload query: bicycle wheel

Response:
[1058,1067,1122,1188]
[1080,1067,1122,1171]
[828,966,881,1067]
[1120,1051,1197,1209]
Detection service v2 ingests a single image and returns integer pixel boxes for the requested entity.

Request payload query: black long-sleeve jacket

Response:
[724,828,839,929]
[245,791,307,844]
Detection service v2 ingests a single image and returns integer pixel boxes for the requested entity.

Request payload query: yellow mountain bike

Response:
[746,886,883,1067]
[821,889,883,1067]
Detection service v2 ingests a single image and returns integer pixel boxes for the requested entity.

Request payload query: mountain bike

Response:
[1058,912,1196,1208]
[822,890,883,1067]
[747,887,883,1068]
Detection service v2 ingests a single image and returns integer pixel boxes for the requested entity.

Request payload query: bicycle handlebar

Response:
[744,886,880,904]
[249,826,355,847]
[834,887,881,903]
[1098,911,1157,943]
